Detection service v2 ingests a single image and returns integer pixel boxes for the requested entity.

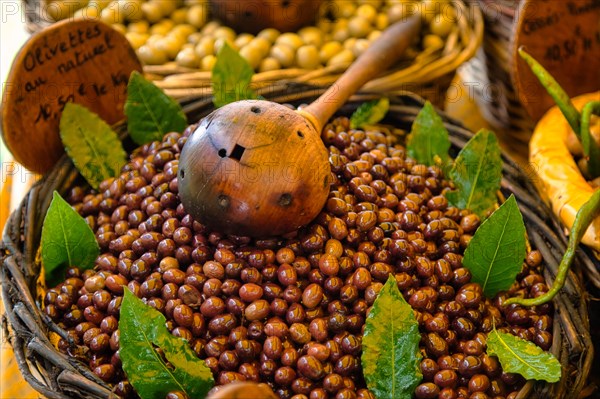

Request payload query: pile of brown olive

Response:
[44,116,553,399]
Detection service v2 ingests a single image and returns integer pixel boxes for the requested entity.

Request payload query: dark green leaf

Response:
[487,329,561,383]
[120,290,214,399]
[59,102,127,189]
[350,98,390,129]
[463,195,526,298]
[406,101,451,166]
[41,191,99,286]
[445,129,502,218]
[211,43,257,107]
[361,275,422,399]
[125,71,188,145]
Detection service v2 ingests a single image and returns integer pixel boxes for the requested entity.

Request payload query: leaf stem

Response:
[505,189,600,306]
[580,101,600,178]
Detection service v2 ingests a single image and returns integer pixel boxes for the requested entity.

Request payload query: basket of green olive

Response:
[23,0,483,106]
[1,84,595,399]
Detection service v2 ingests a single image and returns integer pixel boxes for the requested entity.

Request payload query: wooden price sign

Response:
[1,19,142,173]
[512,0,600,121]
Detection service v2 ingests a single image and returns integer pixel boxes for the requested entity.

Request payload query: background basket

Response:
[1,88,596,398]
[21,0,483,107]
[460,0,533,157]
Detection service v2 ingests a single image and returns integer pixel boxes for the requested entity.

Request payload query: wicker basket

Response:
[21,0,483,107]
[460,0,533,156]
[1,88,595,398]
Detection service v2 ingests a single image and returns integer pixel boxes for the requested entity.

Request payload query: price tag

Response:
[512,0,600,121]
[1,19,142,173]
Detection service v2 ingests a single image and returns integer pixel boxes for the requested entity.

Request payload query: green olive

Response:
[296,45,320,69]
[257,28,280,44]
[348,16,371,38]
[140,1,163,23]
[239,46,263,70]
[319,41,343,64]
[276,33,304,51]
[202,21,221,35]
[258,57,281,72]
[375,13,389,30]
[126,31,149,50]
[235,33,255,49]
[169,7,187,24]
[146,34,164,46]
[187,32,203,45]
[332,28,350,42]
[423,34,444,50]
[356,4,377,23]
[352,38,370,57]
[152,0,178,16]
[187,4,207,28]
[88,0,112,9]
[176,47,201,68]
[150,20,174,36]
[298,26,323,47]
[214,38,237,53]
[138,43,168,65]
[171,24,196,39]
[327,48,354,67]
[119,0,143,22]
[247,37,271,57]
[343,37,357,50]
[213,26,236,42]
[100,3,124,24]
[128,20,149,34]
[367,30,381,41]
[270,44,295,68]
[429,13,454,37]
[194,37,215,58]
[336,2,356,18]
[73,5,101,20]
[201,54,217,70]
[111,23,127,35]
[47,0,84,20]
[156,35,185,59]
[317,19,332,34]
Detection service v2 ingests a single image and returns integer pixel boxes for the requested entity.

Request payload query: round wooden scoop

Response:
[1,19,142,174]
[179,15,420,237]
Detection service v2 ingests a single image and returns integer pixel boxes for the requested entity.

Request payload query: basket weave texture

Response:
[21,0,483,106]
[1,89,596,399]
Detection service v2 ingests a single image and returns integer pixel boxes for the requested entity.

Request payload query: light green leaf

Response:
[120,290,214,399]
[361,275,422,399]
[211,43,257,107]
[41,191,99,286]
[445,129,502,218]
[406,101,451,166]
[125,71,187,145]
[463,195,526,298]
[487,329,561,383]
[59,102,127,189]
[350,98,390,129]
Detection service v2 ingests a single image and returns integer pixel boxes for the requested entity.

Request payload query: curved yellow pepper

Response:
[530,91,600,251]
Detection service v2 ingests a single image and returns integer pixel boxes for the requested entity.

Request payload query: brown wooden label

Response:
[512,0,600,121]
[1,19,142,173]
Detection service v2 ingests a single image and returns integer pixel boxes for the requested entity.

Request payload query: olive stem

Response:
[505,189,600,306]
[580,101,600,177]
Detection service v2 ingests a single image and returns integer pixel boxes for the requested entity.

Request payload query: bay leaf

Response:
[350,98,390,129]
[125,71,188,145]
[487,329,561,383]
[120,289,214,399]
[59,102,127,189]
[445,129,502,218]
[406,101,451,166]
[212,43,257,107]
[361,275,422,399]
[41,191,99,286]
[463,194,526,298]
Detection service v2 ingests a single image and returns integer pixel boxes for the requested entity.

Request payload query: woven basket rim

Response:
[1,87,595,399]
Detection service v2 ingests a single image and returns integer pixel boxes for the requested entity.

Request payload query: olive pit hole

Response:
[251,106,261,114]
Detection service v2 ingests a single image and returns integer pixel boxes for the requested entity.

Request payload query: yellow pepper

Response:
[530,91,600,251]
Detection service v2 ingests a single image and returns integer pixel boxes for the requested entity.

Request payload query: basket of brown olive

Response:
[22,0,482,107]
[1,87,596,399]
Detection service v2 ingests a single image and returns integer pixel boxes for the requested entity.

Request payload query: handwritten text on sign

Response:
[1,19,141,173]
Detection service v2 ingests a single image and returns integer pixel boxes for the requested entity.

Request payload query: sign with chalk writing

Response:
[512,0,600,121]
[1,19,142,174]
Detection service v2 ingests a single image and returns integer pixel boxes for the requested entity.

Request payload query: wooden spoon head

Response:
[1,19,142,174]
[512,0,600,121]
[178,100,331,237]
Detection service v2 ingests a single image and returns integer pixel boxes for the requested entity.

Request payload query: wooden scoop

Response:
[0,19,142,174]
[179,15,421,237]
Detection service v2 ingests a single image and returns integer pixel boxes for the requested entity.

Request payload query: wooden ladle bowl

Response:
[179,16,421,237]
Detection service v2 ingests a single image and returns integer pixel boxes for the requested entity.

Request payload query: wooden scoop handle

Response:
[299,15,421,132]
